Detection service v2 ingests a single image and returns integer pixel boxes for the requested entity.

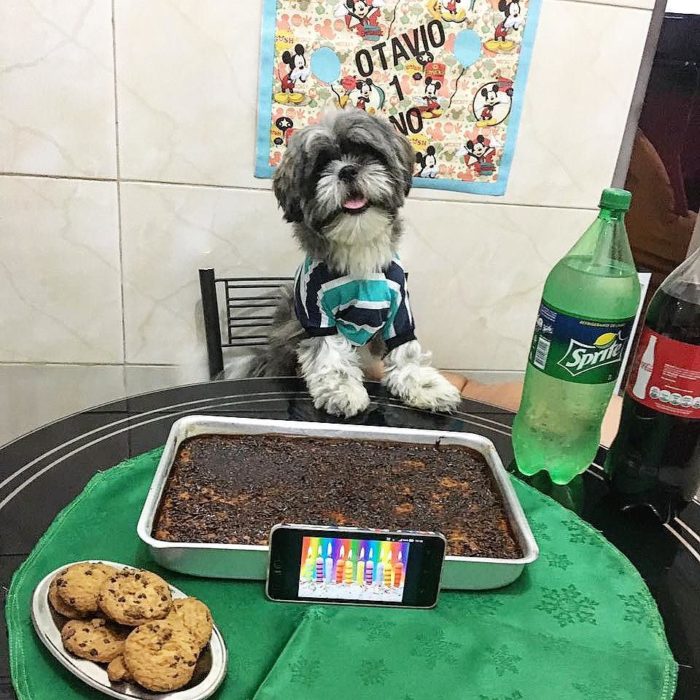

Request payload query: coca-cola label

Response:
[528,300,635,384]
[626,327,700,418]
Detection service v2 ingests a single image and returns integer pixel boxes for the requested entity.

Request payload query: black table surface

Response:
[1,377,698,699]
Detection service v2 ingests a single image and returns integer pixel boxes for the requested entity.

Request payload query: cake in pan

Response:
[153,434,521,559]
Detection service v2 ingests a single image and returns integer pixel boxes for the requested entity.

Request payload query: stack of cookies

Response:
[48,562,214,693]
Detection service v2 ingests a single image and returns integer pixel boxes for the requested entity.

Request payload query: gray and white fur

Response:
[258,109,460,418]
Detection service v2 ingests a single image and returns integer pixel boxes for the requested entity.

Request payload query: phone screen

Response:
[300,535,410,603]
[268,526,445,608]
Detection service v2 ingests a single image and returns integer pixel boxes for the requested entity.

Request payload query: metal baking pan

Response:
[31,561,228,699]
[137,417,539,590]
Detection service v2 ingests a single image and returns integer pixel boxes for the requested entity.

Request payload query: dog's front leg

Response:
[382,340,461,412]
[298,335,371,418]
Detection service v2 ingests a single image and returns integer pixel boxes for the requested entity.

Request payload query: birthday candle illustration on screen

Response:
[393,549,404,587]
[383,550,393,587]
[365,547,374,585]
[335,545,345,584]
[324,542,333,583]
[315,545,324,582]
[344,548,354,584]
[357,547,365,585]
[376,550,384,587]
[303,544,314,581]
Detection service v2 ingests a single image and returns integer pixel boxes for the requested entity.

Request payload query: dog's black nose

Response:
[338,164,358,183]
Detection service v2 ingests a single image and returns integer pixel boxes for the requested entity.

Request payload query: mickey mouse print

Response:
[255,0,542,195]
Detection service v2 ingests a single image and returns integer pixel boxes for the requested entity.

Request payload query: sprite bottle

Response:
[512,188,641,484]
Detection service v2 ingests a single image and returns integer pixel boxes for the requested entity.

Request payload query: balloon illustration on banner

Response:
[257,0,543,195]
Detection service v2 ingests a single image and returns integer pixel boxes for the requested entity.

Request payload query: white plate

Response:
[31,561,228,699]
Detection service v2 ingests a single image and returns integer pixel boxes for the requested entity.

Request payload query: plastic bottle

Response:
[513,188,640,484]
[605,246,700,519]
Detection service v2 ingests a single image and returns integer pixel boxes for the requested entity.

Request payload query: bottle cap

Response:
[599,188,632,212]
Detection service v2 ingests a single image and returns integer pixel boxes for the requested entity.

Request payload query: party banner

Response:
[255,0,542,195]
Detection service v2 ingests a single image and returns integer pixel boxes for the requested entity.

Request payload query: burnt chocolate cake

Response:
[153,434,521,559]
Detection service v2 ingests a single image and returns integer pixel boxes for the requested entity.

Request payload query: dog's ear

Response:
[273,135,304,223]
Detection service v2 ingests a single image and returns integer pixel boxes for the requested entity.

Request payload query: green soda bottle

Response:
[512,189,641,484]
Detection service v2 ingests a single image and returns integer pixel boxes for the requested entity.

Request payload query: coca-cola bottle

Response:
[605,246,700,520]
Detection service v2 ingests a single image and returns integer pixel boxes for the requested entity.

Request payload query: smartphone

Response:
[266,524,446,608]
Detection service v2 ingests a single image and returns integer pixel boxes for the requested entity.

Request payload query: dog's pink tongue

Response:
[343,197,368,210]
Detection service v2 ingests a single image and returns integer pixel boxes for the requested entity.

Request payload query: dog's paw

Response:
[385,366,461,413]
[312,379,371,418]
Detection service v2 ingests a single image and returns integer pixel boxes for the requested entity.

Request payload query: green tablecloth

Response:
[7,448,677,700]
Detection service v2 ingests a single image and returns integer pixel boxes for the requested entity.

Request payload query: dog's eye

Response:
[313,147,340,177]
[341,141,387,167]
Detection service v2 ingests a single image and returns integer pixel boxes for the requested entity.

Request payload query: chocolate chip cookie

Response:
[123,620,198,692]
[61,618,129,663]
[48,577,87,619]
[167,598,213,651]
[55,562,117,614]
[98,569,173,626]
[107,655,133,683]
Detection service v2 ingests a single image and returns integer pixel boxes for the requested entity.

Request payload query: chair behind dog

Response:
[198,268,294,379]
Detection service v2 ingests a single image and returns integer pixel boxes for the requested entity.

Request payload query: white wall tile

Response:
[124,364,208,396]
[120,183,298,366]
[0,0,117,178]
[0,176,123,363]
[115,0,262,187]
[566,0,655,10]
[0,363,125,447]
[401,197,597,369]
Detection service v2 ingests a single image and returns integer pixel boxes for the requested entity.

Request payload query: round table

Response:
[1,377,698,699]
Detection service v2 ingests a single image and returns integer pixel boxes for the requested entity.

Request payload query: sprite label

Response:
[528,300,635,384]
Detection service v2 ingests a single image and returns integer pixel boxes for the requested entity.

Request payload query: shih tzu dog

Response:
[258,109,461,418]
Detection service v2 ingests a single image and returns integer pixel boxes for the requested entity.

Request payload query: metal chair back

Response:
[199,268,293,379]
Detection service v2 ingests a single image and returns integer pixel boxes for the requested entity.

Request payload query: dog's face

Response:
[273,110,414,236]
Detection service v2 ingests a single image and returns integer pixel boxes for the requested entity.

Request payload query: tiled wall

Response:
[0,0,654,445]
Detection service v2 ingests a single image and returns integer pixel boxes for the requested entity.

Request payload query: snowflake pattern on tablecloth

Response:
[486,644,523,677]
[536,584,599,628]
[289,655,319,686]
[354,615,398,641]
[359,658,389,685]
[618,591,657,630]
[543,552,573,571]
[411,627,462,669]
[256,0,542,194]
[561,519,601,546]
[525,514,552,542]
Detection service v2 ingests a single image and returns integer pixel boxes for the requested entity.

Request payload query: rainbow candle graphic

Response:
[357,547,365,585]
[376,550,384,587]
[324,542,333,583]
[315,545,324,582]
[335,545,345,584]
[383,550,393,587]
[393,549,403,587]
[365,547,374,585]
[303,544,314,581]
[344,548,354,584]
